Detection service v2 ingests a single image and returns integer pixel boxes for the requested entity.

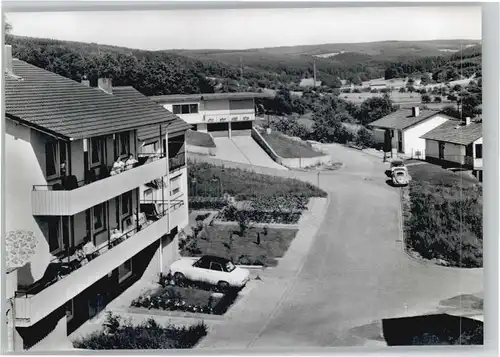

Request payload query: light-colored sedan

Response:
[392,167,411,186]
[169,255,251,290]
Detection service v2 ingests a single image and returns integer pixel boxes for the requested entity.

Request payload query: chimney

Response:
[465,117,471,126]
[81,76,90,87]
[412,106,420,117]
[4,45,13,74]
[97,78,113,94]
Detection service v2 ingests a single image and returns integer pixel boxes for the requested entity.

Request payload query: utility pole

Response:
[240,56,243,81]
[313,59,317,88]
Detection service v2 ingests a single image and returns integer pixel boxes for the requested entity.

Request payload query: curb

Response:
[126,306,227,321]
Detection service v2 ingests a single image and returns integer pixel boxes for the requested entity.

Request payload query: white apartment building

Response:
[149,92,270,138]
[4,46,190,351]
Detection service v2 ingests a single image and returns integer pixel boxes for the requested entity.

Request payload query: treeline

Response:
[6,35,225,95]
[384,45,482,81]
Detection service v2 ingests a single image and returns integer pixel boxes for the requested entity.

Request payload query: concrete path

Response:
[213,137,287,170]
[196,143,483,349]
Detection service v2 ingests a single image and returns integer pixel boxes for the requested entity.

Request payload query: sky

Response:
[6,6,482,50]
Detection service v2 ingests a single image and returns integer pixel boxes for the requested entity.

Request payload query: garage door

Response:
[207,122,229,137]
[231,121,253,137]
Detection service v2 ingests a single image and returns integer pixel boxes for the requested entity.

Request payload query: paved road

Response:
[198,144,483,349]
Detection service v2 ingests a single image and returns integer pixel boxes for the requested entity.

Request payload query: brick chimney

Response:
[97,78,113,94]
[465,117,471,126]
[412,106,420,117]
[4,45,13,74]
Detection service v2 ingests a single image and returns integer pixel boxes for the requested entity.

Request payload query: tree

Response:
[356,95,396,125]
[434,96,442,103]
[421,94,431,103]
[420,73,431,86]
[4,16,12,34]
[399,87,407,93]
[385,67,398,80]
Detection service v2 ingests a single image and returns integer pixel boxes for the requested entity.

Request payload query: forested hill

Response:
[5,35,481,96]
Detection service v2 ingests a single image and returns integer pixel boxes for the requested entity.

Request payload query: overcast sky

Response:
[6,6,481,50]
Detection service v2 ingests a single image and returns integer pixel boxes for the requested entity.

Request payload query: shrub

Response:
[189,197,229,210]
[404,182,482,267]
[73,313,208,349]
[195,213,211,221]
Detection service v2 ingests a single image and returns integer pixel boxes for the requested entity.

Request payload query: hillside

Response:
[5,35,481,97]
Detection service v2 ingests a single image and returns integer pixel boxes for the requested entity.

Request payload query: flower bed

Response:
[131,284,238,315]
[73,312,207,350]
[218,208,302,224]
[189,197,229,210]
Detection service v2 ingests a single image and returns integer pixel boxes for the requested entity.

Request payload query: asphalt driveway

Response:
[197,144,484,349]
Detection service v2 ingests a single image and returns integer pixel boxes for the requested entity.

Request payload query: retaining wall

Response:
[186,143,217,156]
[251,128,331,169]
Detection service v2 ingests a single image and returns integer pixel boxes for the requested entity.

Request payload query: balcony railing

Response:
[31,154,168,216]
[169,151,186,172]
[14,199,185,326]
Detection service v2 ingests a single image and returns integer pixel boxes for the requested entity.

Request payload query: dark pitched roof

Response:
[369,108,446,130]
[113,86,190,141]
[421,120,483,145]
[149,92,273,104]
[5,60,181,140]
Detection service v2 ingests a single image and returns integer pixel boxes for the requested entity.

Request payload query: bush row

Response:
[219,207,302,224]
[73,312,207,350]
[189,196,229,210]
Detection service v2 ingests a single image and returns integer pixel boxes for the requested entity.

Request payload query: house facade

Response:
[4,48,190,351]
[421,118,483,181]
[150,92,270,138]
[370,107,453,159]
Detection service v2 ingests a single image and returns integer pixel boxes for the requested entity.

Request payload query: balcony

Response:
[14,199,186,327]
[32,154,168,216]
[168,151,186,172]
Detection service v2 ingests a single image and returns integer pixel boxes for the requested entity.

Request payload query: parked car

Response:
[392,167,411,186]
[169,255,250,290]
[390,159,406,172]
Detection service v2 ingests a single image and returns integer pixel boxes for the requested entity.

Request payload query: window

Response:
[118,132,130,156]
[121,191,133,216]
[93,203,107,233]
[173,104,198,115]
[475,144,483,159]
[170,176,181,196]
[194,257,210,269]
[45,141,58,179]
[210,262,223,271]
[48,217,62,253]
[189,104,199,114]
[118,259,133,283]
[65,300,74,322]
[90,137,104,167]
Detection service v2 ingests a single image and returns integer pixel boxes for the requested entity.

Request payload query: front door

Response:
[397,130,403,153]
[438,142,445,160]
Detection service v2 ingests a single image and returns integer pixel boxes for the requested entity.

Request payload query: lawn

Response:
[188,161,327,200]
[259,129,324,158]
[407,162,479,188]
[186,130,216,148]
[73,312,207,350]
[181,225,298,266]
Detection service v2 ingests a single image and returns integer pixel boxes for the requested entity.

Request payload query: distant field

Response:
[340,91,454,109]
